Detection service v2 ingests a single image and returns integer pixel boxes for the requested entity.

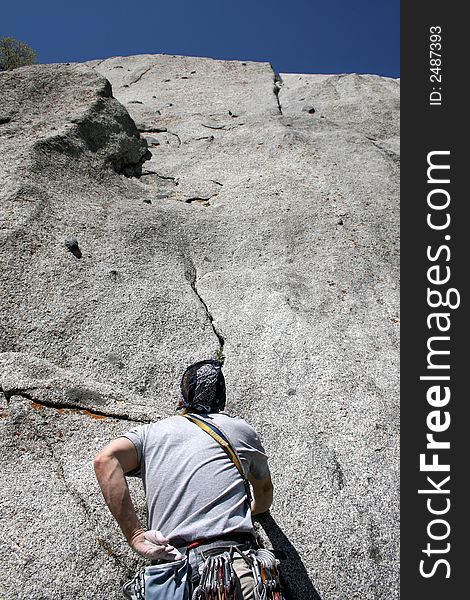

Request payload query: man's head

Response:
[177,359,226,413]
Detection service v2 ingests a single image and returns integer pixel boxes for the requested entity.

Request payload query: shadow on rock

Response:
[256,512,322,600]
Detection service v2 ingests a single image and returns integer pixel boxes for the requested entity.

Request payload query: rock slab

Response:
[0,55,399,599]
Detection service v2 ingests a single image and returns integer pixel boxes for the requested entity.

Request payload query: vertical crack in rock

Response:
[130,66,153,86]
[270,64,283,115]
[26,412,133,574]
[9,400,144,580]
[369,139,400,164]
[367,520,383,565]
[183,257,225,355]
[331,450,345,490]
[168,130,182,147]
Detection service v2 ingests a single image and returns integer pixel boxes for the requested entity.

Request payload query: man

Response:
[93,359,273,598]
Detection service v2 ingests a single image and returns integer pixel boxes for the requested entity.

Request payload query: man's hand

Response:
[130,529,183,561]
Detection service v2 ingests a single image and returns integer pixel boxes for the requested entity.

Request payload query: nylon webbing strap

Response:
[181,413,252,503]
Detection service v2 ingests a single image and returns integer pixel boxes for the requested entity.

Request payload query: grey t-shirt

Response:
[122,412,269,545]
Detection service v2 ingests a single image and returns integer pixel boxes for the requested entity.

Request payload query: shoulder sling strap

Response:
[181,413,253,503]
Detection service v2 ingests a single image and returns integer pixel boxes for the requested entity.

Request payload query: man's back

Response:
[94,359,274,599]
[123,412,269,545]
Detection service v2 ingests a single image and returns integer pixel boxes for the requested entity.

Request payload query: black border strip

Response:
[401,4,466,597]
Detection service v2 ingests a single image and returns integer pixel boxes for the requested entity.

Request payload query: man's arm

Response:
[249,473,273,516]
[93,438,180,560]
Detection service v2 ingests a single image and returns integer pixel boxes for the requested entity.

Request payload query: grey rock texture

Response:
[0,55,399,599]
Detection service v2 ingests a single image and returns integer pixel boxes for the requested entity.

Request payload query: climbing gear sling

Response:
[182,413,285,599]
[181,413,253,504]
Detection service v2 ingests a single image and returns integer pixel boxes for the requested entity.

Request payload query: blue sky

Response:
[3,0,399,77]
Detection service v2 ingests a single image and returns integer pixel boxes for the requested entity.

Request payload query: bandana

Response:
[178,360,226,413]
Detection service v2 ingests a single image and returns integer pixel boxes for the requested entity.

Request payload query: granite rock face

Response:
[0,56,399,599]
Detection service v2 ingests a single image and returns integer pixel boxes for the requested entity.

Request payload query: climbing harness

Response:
[191,547,286,600]
[123,545,286,600]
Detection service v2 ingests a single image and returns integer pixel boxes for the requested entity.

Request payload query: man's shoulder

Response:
[147,412,261,442]
[148,413,257,433]
[211,412,259,437]
[211,413,267,462]
[147,415,186,432]
[211,411,246,425]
